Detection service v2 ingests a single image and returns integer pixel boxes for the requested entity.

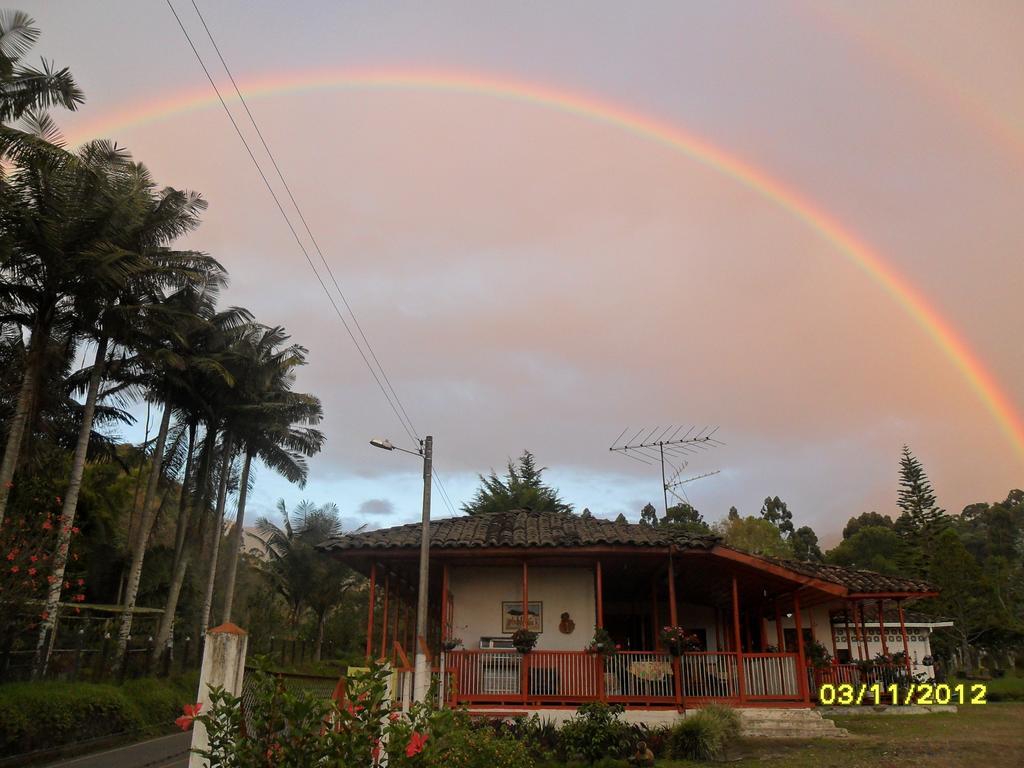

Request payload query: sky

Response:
[21,1,1024,543]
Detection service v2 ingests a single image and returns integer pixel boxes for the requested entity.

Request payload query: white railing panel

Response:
[603,652,674,699]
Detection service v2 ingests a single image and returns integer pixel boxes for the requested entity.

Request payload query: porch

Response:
[324,510,936,710]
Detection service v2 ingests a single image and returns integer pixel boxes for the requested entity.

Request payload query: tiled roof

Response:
[763,557,935,594]
[319,509,719,552]
[320,509,935,596]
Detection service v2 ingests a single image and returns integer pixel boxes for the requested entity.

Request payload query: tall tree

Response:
[218,325,324,624]
[33,156,216,675]
[714,515,792,558]
[759,496,795,538]
[256,500,353,659]
[790,525,823,562]
[895,446,948,576]
[841,511,893,540]
[0,10,83,124]
[461,451,572,515]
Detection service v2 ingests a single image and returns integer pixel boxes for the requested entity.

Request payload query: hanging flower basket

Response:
[585,627,619,656]
[511,628,538,654]
[442,637,462,652]
[660,626,701,656]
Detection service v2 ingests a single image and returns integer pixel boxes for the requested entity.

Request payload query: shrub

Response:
[0,674,197,756]
[667,704,740,761]
[189,662,534,768]
[558,702,633,764]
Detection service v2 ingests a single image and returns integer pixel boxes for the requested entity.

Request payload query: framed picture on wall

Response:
[502,601,542,633]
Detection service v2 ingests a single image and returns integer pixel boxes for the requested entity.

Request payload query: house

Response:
[321,509,939,712]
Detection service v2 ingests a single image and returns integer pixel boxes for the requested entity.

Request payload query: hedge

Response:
[0,674,198,757]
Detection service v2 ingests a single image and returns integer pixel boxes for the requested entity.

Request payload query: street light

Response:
[371,434,433,704]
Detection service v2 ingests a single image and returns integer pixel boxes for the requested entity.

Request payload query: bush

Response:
[667,704,740,761]
[0,674,198,756]
[558,702,634,764]
[190,662,534,768]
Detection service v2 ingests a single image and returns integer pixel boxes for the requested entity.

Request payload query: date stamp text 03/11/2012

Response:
[818,683,987,706]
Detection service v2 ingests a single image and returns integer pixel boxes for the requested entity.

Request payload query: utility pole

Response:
[413,435,432,703]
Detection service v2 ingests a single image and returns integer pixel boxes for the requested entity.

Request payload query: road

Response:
[42,732,190,768]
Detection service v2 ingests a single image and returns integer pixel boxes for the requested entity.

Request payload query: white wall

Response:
[449,565,595,651]
[765,605,938,678]
[678,602,722,651]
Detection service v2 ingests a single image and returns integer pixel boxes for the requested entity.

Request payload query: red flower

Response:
[40,611,49,620]
[9,566,18,574]
[71,527,80,534]
[29,555,38,563]
[28,567,36,576]
[175,702,202,731]
[406,731,428,757]
[5,551,14,561]
[371,741,381,763]
[41,520,52,530]
[77,578,84,586]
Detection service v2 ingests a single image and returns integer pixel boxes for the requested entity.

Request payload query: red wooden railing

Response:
[444,649,806,706]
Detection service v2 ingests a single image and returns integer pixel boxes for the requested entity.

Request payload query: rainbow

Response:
[67,68,1024,462]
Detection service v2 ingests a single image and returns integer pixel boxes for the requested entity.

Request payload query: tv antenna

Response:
[609,426,723,514]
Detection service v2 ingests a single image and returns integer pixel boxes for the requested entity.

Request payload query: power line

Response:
[164,0,459,516]
[187,0,420,445]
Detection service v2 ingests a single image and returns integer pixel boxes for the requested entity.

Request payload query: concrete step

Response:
[735,708,849,739]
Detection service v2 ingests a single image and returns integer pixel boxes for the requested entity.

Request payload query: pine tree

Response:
[895,446,949,576]
[639,503,658,527]
[897,446,945,529]
[461,451,573,516]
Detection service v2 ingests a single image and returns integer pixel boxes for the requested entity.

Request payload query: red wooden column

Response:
[793,592,810,704]
[775,602,785,651]
[856,602,870,660]
[844,603,857,660]
[521,560,529,703]
[651,578,661,650]
[897,599,912,679]
[595,560,604,629]
[828,611,838,659]
[379,573,390,659]
[667,553,683,709]
[441,564,450,646]
[731,575,746,703]
[365,563,377,660]
[877,600,889,656]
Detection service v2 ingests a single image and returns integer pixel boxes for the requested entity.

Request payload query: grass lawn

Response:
[654,703,1024,767]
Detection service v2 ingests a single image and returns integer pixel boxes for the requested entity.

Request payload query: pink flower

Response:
[406,731,428,757]
[175,702,202,731]
[71,527,80,534]
[28,567,36,576]
[9,566,18,574]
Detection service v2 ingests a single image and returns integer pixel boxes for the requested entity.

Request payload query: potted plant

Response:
[511,628,538,654]
[806,640,833,669]
[659,626,700,656]
[585,627,619,656]
[442,636,462,652]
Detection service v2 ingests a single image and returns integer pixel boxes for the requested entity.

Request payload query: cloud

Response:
[357,498,395,516]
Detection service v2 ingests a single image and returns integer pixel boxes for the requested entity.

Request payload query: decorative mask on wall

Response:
[559,612,575,635]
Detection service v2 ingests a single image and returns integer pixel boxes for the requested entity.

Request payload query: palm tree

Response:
[256,500,355,660]
[114,287,249,669]
[0,10,83,124]
[0,140,140,527]
[33,158,219,675]
[150,310,255,662]
[218,326,324,624]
